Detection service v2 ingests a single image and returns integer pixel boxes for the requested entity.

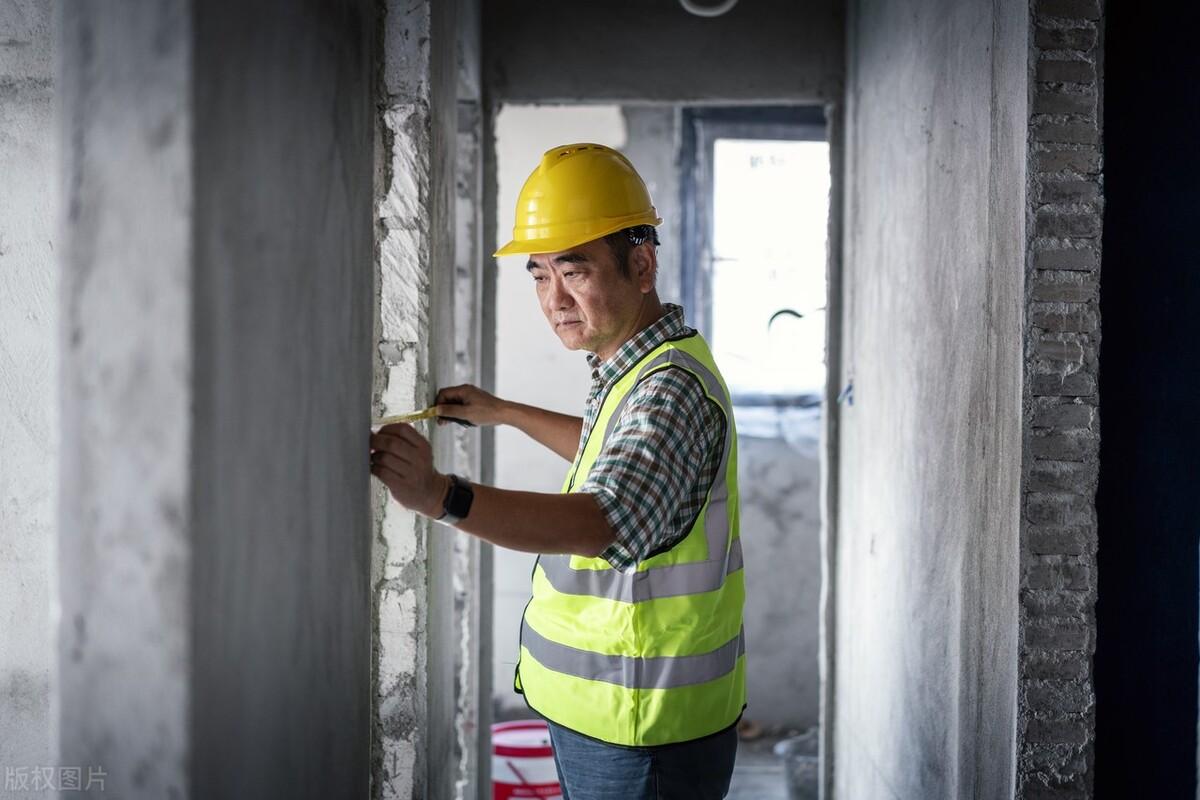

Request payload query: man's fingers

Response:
[370,430,408,456]
[435,403,477,421]
[370,450,413,476]
[370,461,402,490]
[388,423,430,451]
[371,424,429,455]
[435,384,468,404]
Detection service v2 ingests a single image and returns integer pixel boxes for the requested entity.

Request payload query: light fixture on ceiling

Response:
[679,0,739,18]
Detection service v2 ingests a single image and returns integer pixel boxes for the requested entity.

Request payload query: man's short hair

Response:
[604,225,661,279]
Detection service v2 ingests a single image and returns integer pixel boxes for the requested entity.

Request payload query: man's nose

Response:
[546,276,573,310]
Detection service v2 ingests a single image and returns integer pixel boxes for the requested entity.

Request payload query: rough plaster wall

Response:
[835,0,1026,796]
[0,0,55,788]
[490,106,625,713]
[1016,1,1105,796]
[189,1,375,797]
[373,1,459,797]
[58,4,195,795]
[483,0,843,104]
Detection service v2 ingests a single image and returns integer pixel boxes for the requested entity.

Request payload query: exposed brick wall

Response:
[372,1,460,797]
[1019,0,1104,796]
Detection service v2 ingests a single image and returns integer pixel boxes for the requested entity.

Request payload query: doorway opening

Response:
[488,102,834,799]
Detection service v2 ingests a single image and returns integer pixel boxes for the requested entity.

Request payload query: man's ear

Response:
[629,243,658,294]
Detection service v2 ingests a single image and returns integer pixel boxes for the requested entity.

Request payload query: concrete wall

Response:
[0,1,55,790]
[483,0,843,104]
[58,3,376,797]
[190,2,376,796]
[834,0,1026,796]
[372,1,460,797]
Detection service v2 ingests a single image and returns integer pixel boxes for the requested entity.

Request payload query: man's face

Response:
[526,237,653,361]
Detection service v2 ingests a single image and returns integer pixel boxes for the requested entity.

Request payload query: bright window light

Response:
[711,138,830,399]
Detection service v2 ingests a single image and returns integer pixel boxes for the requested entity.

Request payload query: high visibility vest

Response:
[515,332,746,747]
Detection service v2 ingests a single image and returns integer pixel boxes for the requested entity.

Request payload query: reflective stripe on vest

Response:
[515,333,746,747]
[521,620,746,690]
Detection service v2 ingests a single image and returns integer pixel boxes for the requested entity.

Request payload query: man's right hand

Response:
[435,384,508,427]
[435,384,584,462]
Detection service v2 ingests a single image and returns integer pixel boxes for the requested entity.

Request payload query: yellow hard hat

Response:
[494,143,662,258]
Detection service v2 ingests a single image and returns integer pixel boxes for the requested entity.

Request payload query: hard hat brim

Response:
[493,215,663,259]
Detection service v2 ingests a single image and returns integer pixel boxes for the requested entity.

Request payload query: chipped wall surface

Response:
[373,1,460,798]
[483,0,843,105]
[835,0,1026,796]
[59,2,376,797]
[0,0,55,788]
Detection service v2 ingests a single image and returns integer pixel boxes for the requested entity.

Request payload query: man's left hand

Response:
[369,423,449,518]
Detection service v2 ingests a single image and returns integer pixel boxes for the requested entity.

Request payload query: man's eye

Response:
[563,271,578,279]
[532,274,547,283]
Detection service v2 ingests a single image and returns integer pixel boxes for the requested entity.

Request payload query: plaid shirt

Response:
[575,304,726,570]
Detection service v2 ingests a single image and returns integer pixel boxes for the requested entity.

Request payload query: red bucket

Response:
[491,720,562,799]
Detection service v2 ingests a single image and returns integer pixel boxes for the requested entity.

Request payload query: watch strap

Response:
[438,474,474,525]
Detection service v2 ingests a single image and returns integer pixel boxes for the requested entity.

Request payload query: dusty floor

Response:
[729,734,788,800]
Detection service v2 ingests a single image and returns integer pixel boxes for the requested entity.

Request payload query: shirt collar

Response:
[586,303,690,389]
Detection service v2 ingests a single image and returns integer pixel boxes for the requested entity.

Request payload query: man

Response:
[369,143,745,800]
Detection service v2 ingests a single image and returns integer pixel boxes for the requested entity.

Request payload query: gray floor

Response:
[728,735,788,800]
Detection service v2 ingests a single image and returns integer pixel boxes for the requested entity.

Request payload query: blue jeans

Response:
[546,720,738,800]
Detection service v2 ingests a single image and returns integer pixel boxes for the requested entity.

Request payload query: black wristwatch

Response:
[437,474,474,525]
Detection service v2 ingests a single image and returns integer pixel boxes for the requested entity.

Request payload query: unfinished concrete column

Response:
[451,1,492,798]
[0,0,55,786]
[836,0,1025,795]
[372,1,459,797]
[59,2,376,797]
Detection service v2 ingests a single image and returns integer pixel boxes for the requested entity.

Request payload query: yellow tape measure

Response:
[372,406,474,428]
[372,407,438,427]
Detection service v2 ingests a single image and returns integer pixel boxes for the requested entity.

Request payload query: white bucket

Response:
[491,720,562,800]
